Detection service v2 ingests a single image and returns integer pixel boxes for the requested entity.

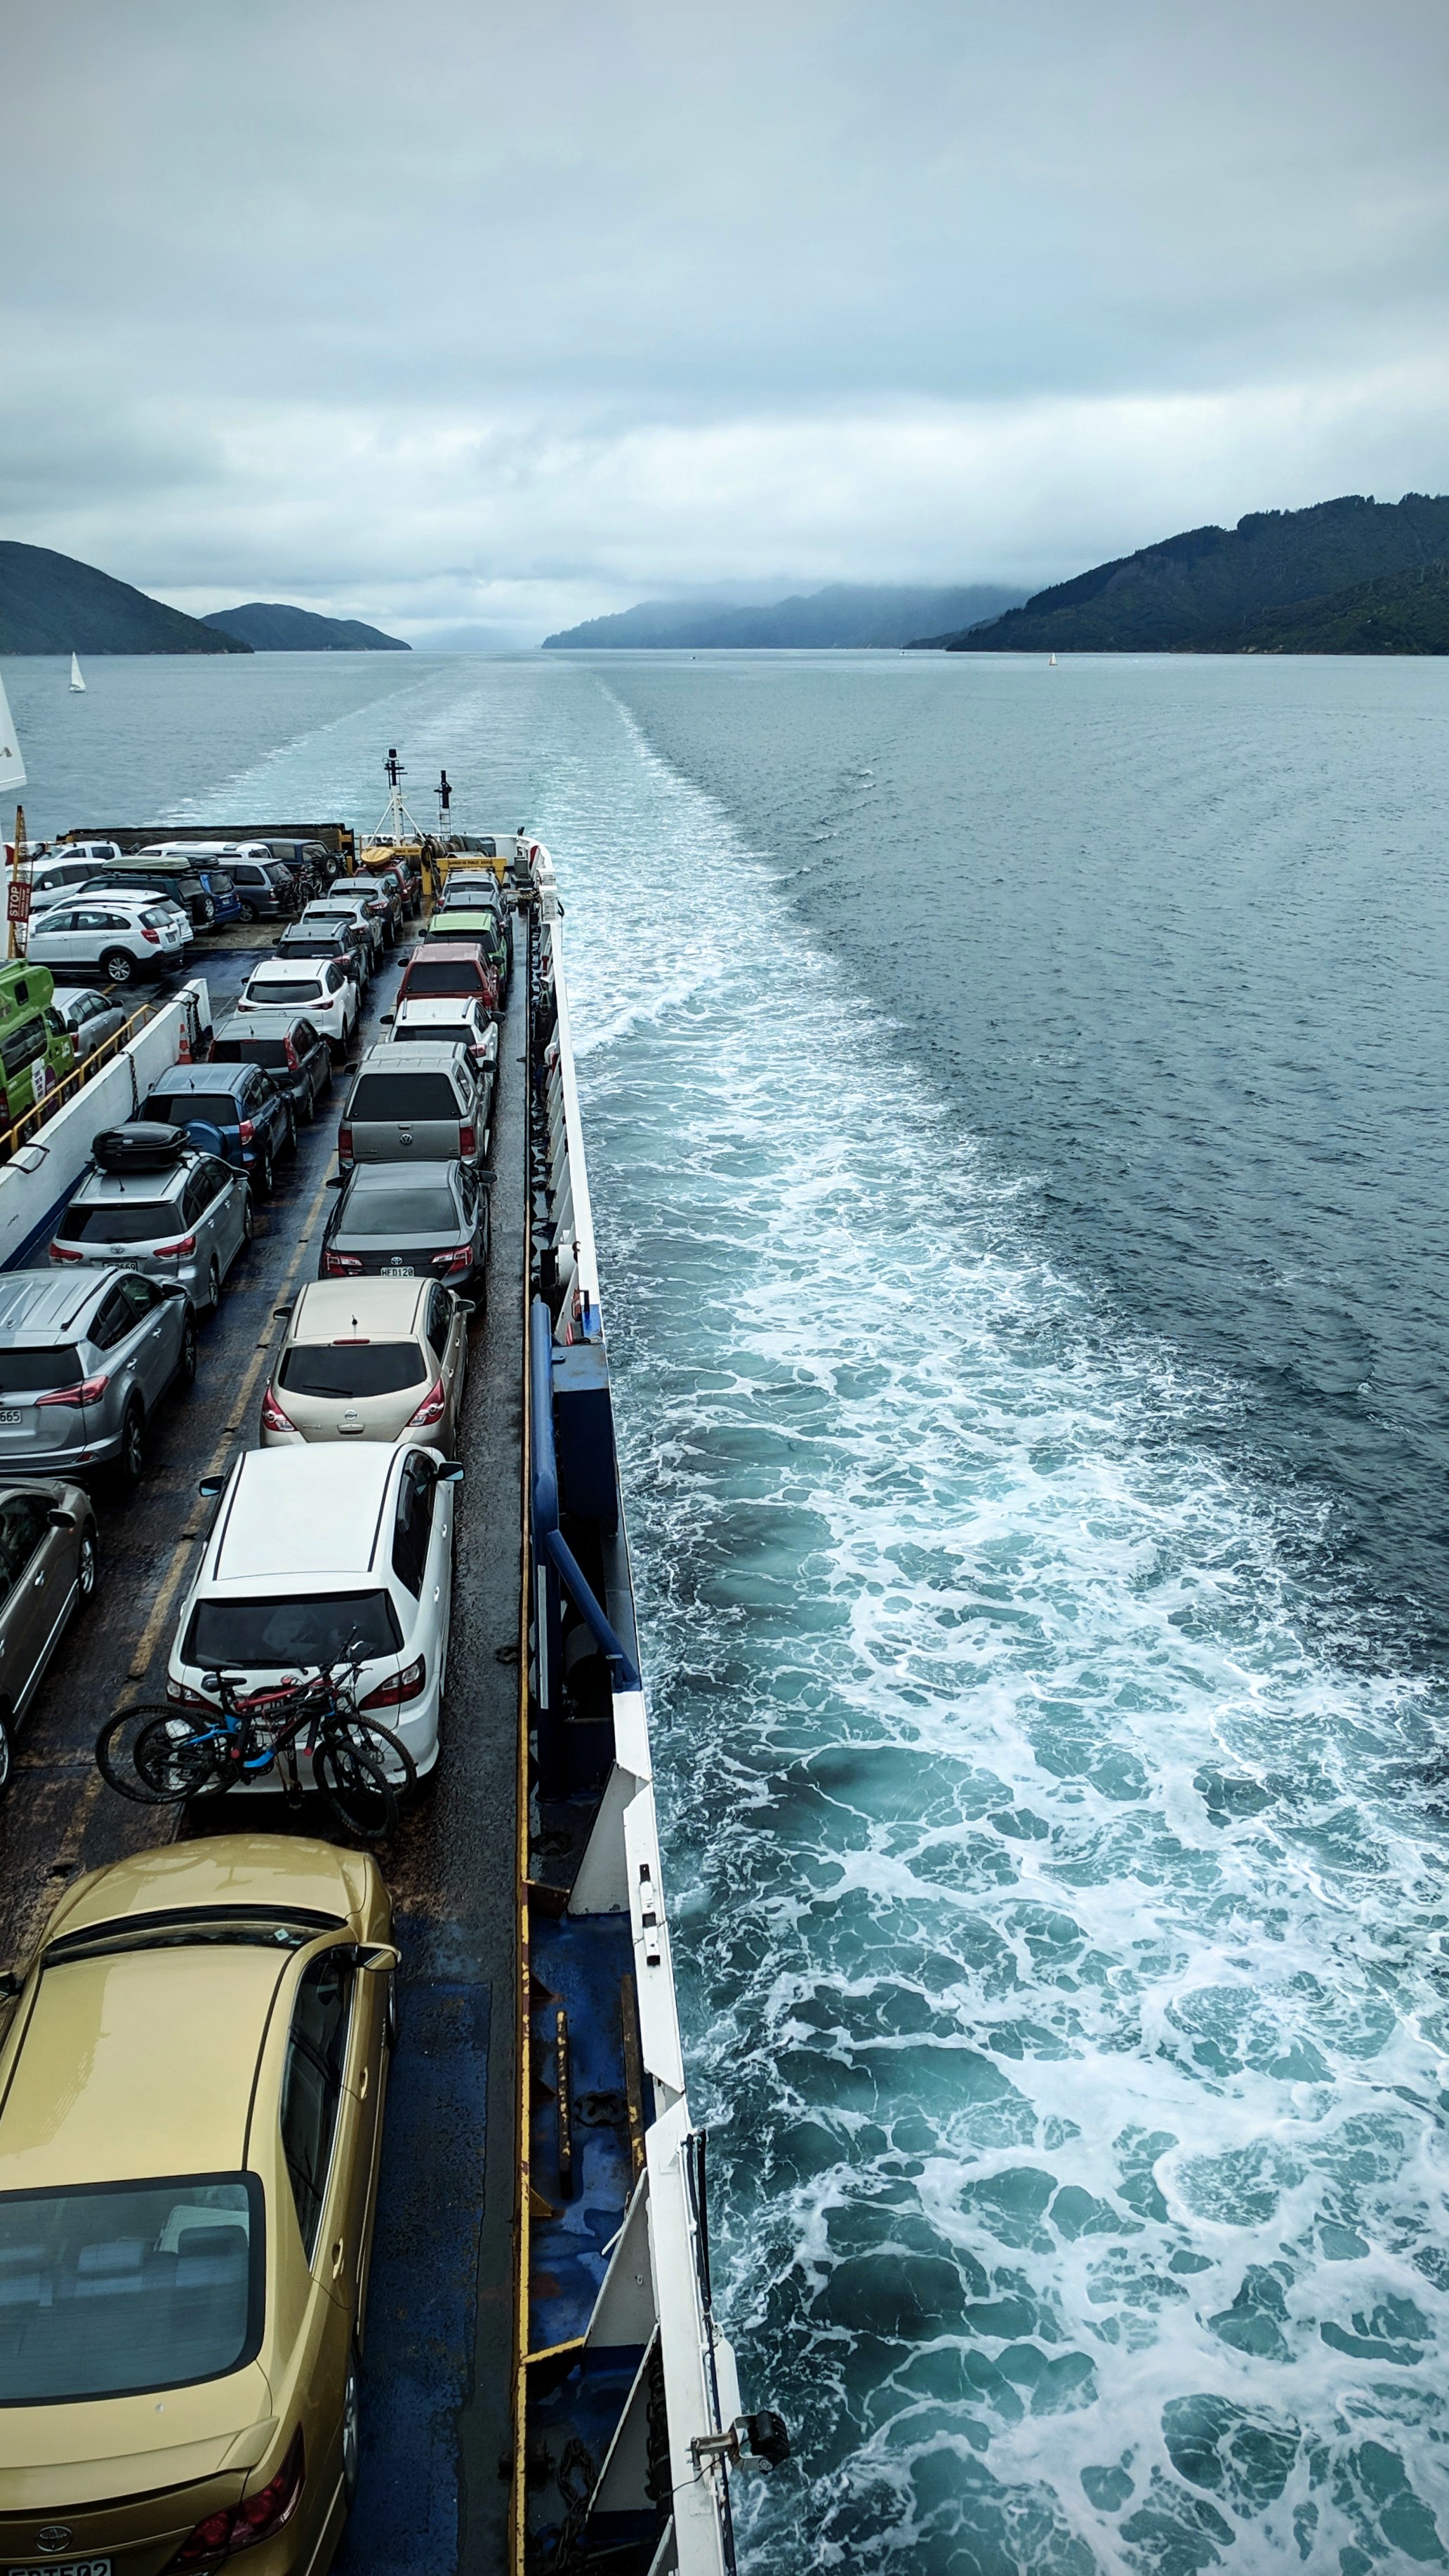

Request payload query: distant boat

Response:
[1048,653,1057,668]
[70,653,86,693]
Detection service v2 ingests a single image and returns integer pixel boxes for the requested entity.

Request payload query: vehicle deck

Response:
[0,918,523,2575]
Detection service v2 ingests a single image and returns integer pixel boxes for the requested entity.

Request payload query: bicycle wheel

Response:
[135,1712,236,1803]
[95,1704,224,1805]
[312,1727,398,1843]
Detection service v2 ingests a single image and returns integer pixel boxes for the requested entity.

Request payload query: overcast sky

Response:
[4,0,1448,642]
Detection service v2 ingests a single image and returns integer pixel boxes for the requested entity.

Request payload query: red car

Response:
[395,940,498,1014]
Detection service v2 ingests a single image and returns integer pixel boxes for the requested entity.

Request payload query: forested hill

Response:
[202,602,409,651]
[545,581,1026,649]
[932,494,1449,653]
[1200,559,1449,656]
[0,542,248,654]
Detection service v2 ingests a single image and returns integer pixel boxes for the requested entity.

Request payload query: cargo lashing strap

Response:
[530,1297,641,1692]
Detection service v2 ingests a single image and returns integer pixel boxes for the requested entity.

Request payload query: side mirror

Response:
[198,1475,225,1499]
[381,1011,395,1025]
[0,1970,22,2000]
[451,1294,477,1315]
[47,1507,77,1532]
[355,1942,401,1972]
[272,1302,293,1320]
[325,1174,344,1188]
[434,1460,465,1485]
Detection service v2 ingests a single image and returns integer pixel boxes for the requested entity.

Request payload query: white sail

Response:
[0,673,26,792]
[70,653,86,693]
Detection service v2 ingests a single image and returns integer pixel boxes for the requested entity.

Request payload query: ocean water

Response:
[8,649,1449,2572]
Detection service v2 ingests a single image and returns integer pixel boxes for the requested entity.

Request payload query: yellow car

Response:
[0,1834,397,2574]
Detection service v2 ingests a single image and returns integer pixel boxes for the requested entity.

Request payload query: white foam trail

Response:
[541,686,1449,2575]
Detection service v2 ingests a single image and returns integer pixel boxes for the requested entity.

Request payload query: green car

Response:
[421,906,510,990]
[0,960,75,1133]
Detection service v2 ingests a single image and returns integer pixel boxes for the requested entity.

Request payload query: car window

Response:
[199,1157,234,1208]
[0,1347,81,1395]
[248,978,322,1006]
[326,964,348,993]
[0,1492,51,1588]
[293,1019,320,1051]
[278,1950,356,2261]
[119,1273,163,1320]
[350,1073,461,1122]
[0,1018,47,1078]
[425,1287,449,1353]
[391,1456,435,1597]
[90,1283,138,1351]
[0,2174,261,2404]
[180,1170,209,1226]
[145,1093,239,1129]
[183,1589,403,1668]
[59,1199,174,1244]
[44,910,78,932]
[279,1341,428,1400]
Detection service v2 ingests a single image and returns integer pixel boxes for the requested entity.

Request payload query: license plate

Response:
[0,1410,21,1427]
[387,1264,414,1276]
[8,2563,112,2575]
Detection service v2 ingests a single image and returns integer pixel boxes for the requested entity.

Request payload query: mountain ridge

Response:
[0,540,248,655]
[545,580,1026,650]
[202,602,409,652]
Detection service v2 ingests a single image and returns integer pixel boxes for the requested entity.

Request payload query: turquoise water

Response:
[7,651,1449,2572]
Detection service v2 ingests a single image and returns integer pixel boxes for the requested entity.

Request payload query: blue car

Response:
[195,865,243,927]
[139,1059,296,1195]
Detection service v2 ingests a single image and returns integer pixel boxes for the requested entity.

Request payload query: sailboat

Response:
[70,653,86,693]
[1048,653,1057,668]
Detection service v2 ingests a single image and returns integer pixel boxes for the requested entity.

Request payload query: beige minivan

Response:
[260,1274,470,1451]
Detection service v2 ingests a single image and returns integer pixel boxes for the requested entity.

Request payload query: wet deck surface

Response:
[0,921,523,2575]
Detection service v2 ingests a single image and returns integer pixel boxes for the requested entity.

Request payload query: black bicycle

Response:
[96,1646,418,1843]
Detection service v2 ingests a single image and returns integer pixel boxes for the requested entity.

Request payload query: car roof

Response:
[72,1163,190,1207]
[395,995,482,1016]
[148,1063,250,1096]
[210,1444,399,1584]
[215,1007,312,1037]
[0,1269,110,1340]
[291,1275,428,1341]
[344,1156,458,1193]
[355,1041,469,1073]
[411,941,489,960]
[0,1946,288,2188]
[246,957,327,981]
[48,1834,366,1941]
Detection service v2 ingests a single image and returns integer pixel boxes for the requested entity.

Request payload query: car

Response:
[239,954,359,1058]
[135,846,245,927]
[263,839,340,901]
[383,992,498,1088]
[338,1042,484,1171]
[300,893,388,966]
[53,985,133,1062]
[319,1157,489,1295]
[51,1131,251,1319]
[27,896,189,987]
[18,852,112,914]
[214,849,299,922]
[167,1442,461,1781]
[84,856,218,929]
[209,1007,332,1122]
[345,868,406,939]
[435,869,503,912]
[420,906,509,991]
[394,939,498,1014]
[275,920,370,989]
[262,1275,470,1451]
[140,1060,297,1195]
[0,1264,197,1489]
[0,1835,395,2574]
[0,1478,99,1793]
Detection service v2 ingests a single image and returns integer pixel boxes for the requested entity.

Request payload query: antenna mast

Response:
[370,746,425,845]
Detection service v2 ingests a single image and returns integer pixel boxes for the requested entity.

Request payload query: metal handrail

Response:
[0,997,161,1162]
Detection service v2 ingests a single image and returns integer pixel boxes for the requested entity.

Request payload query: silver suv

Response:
[338,1043,484,1171]
[51,1143,253,1315]
[0,1268,197,1489]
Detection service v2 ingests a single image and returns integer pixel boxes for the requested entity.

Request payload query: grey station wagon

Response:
[51,1144,253,1315]
[0,1268,197,1489]
[0,1476,100,1795]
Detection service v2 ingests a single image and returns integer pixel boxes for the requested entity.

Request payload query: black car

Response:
[319,1157,489,1295]
[274,924,369,988]
[209,1008,333,1123]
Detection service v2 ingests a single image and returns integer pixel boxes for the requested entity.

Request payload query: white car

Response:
[19,851,121,913]
[384,992,498,1079]
[27,896,189,987]
[300,894,387,966]
[167,1442,461,1782]
[237,953,358,1056]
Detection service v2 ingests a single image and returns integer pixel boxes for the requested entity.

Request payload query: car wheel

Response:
[284,1106,298,1155]
[238,898,259,924]
[116,1400,145,1491]
[240,1190,255,1248]
[0,1707,12,1802]
[205,1255,222,1313]
[341,2347,362,2506]
[177,1310,198,1384]
[199,896,216,927]
[100,948,135,986]
[76,1525,99,1604]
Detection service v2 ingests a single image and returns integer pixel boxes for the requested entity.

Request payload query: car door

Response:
[30,905,85,968]
[196,1155,246,1277]
[275,1943,364,2556]
[393,1449,450,1679]
[116,1270,179,1403]
[0,1491,58,1716]
[425,1284,468,1453]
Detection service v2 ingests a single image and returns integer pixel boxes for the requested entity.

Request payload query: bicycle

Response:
[95,1642,418,1843]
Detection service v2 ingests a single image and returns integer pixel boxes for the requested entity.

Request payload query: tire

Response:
[75,1525,98,1605]
[177,1312,198,1386]
[114,1400,145,1491]
[206,1255,221,1313]
[240,1190,255,1249]
[284,1106,298,1156]
[313,1729,398,1843]
[95,1702,219,1804]
[0,1707,13,1802]
[199,896,216,927]
[133,1710,230,1802]
[238,899,259,924]
[100,948,135,987]
[255,1146,274,1199]
[340,2349,361,2508]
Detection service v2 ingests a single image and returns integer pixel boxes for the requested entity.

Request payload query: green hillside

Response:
[1196,560,1449,655]
[203,602,409,651]
[937,494,1449,653]
[0,541,249,654]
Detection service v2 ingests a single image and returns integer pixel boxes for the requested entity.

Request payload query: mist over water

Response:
[8,651,1449,2571]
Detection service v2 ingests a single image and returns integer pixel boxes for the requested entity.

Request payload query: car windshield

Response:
[279,1342,428,1399]
[143,1094,239,1128]
[350,1074,460,1122]
[232,1040,290,1069]
[0,2174,261,2404]
[183,1589,404,1666]
[58,1200,176,1243]
[401,1022,472,1049]
[402,962,479,996]
[341,1183,458,1234]
[248,978,321,1005]
[0,1347,82,1392]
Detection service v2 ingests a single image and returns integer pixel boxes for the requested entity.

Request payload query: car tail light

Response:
[406,1376,446,1426]
[166,1679,213,1706]
[338,1122,353,1159]
[458,1124,475,1157]
[140,924,160,944]
[50,1241,84,1262]
[431,1245,472,1275]
[362,1654,425,1709]
[324,1249,363,1275]
[260,1381,293,1433]
[154,1233,197,1259]
[36,1373,109,1408]
[168,2430,304,2566]
[284,1035,299,1068]
[238,1118,255,1145]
